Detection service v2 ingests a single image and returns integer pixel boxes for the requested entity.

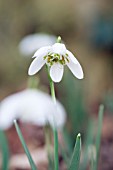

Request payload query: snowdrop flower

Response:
[0,89,66,130]
[19,33,56,56]
[28,42,84,82]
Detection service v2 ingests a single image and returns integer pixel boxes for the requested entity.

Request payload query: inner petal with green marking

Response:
[44,53,69,66]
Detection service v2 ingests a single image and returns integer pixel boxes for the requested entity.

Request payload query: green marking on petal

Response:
[45,51,69,66]
[44,56,47,60]
[66,57,69,63]
[59,60,63,65]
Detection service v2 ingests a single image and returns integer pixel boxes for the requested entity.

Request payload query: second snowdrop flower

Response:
[28,38,84,82]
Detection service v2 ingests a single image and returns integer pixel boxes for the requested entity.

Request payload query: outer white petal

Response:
[33,46,51,58]
[28,56,45,75]
[66,50,78,64]
[50,63,64,82]
[51,43,66,55]
[66,50,84,79]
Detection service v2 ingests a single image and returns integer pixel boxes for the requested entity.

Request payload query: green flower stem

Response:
[46,65,56,103]
[49,76,56,103]
[45,36,61,170]
[53,128,59,170]
[46,65,59,170]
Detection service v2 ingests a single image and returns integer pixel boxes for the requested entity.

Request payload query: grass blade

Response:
[0,130,9,170]
[93,104,104,170]
[68,133,81,170]
[14,120,37,170]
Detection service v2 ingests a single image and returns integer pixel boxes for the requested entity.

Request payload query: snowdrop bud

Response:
[57,36,61,43]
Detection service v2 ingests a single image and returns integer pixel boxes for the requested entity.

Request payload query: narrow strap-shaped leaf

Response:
[68,133,81,170]
[93,104,104,170]
[0,130,9,170]
[14,120,37,170]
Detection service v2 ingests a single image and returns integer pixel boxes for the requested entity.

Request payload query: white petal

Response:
[32,46,51,58]
[51,43,66,55]
[50,63,64,82]
[28,56,45,75]
[66,50,78,64]
[67,55,84,79]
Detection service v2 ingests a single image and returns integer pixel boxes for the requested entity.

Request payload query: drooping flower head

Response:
[28,37,84,82]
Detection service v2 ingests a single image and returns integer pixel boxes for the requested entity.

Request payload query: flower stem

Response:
[46,65,59,170]
[53,128,59,170]
[46,65,56,104]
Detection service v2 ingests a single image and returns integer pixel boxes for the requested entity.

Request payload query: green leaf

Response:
[93,104,104,170]
[0,130,9,170]
[14,120,37,170]
[68,133,81,170]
